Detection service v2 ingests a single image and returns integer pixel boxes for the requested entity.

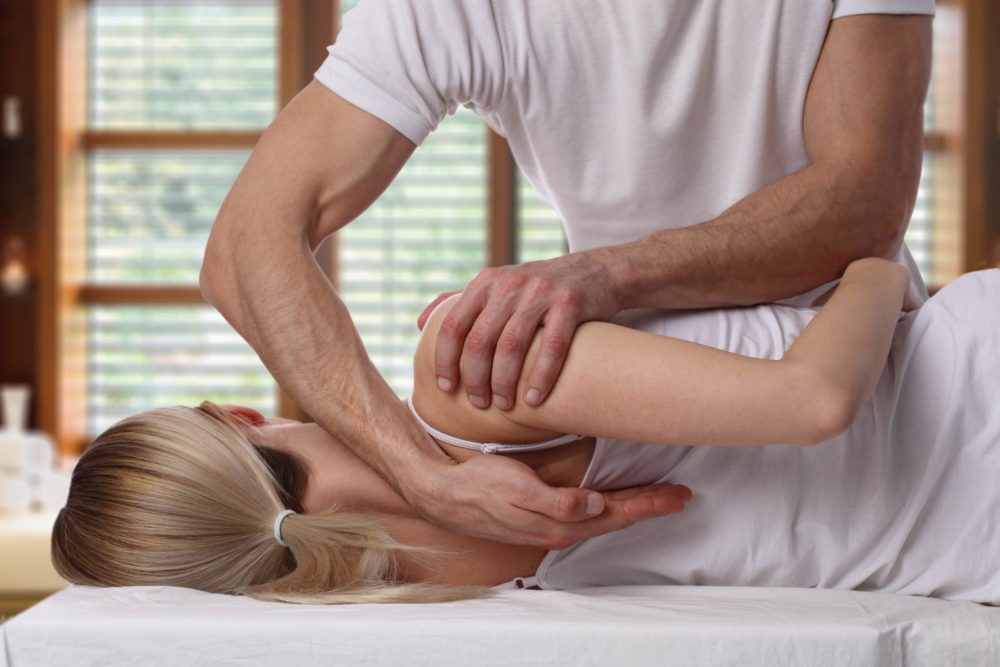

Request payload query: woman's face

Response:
[223,406,410,516]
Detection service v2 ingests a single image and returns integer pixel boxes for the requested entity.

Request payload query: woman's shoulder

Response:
[412,294,567,446]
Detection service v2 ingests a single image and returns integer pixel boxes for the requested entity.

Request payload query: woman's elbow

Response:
[799,382,860,447]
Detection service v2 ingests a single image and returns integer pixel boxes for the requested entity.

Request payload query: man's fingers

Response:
[547,488,690,549]
[458,299,521,409]
[433,287,488,394]
[490,309,545,410]
[429,455,690,550]
[503,476,605,523]
[532,485,691,549]
[523,306,578,406]
[604,483,693,503]
[417,290,462,331]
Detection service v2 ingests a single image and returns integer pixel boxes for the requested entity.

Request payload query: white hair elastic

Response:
[273,509,296,547]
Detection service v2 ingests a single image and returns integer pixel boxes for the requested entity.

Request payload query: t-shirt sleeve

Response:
[314,0,505,146]
[832,0,935,19]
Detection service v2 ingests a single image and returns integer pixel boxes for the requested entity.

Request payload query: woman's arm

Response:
[414,258,910,448]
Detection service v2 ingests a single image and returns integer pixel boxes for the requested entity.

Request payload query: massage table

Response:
[3,584,998,665]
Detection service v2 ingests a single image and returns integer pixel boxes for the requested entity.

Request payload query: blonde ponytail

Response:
[52,404,488,604]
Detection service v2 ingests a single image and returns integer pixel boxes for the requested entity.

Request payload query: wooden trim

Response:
[962,0,990,272]
[923,130,947,152]
[37,0,89,455]
[278,0,305,108]
[275,1,337,422]
[0,594,57,619]
[278,391,310,423]
[78,285,206,305]
[487,129,516,266]
[83,131,262,150]
[984,0,1000,267]
[927,2,966,284]
[303,0,336,85]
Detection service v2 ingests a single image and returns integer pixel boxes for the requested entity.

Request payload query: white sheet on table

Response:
[2,584,999,666]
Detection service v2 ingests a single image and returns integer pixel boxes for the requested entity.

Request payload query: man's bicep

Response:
[241,80,417,249]
[804,15,931,161]
[803,15,931,240]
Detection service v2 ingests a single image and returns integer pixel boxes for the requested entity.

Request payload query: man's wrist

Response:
[590,234,669,312]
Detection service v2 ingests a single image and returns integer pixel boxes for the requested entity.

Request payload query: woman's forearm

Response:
[782,257,911,432]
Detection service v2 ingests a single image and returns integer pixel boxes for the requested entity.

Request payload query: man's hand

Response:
[404,452,692,549]
[417,249,621,411]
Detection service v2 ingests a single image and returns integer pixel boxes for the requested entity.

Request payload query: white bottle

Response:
[3,96,22,139]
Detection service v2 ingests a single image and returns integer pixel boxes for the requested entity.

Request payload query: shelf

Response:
[0,287,36,303]
[0,136,36,150]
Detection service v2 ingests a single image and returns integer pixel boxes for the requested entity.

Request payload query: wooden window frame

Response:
[37,0,344,452]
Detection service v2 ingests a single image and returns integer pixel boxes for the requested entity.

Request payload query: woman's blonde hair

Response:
[51,402,487,604]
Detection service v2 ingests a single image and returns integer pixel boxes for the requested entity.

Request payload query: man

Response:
[201,0,934,549]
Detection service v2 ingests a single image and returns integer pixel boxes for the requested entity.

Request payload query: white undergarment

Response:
[405,394,584,455]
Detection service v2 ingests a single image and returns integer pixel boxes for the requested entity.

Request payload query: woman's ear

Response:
[219,404,267,426]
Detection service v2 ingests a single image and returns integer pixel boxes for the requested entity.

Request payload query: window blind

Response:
[906,154,935,283]
[338,108,487,395]
[85,2,278,435]
[517,171,568,263]
[88,150,250,284]
[89,0,277,129]
[88,306,276,434]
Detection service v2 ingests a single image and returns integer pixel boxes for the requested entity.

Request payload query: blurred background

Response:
[0,1,998,468]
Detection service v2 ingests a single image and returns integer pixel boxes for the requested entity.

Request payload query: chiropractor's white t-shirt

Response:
[315,0,935,304]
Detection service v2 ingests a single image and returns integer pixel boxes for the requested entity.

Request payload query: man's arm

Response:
[608,15,931,309]
[201,81,690,549]
[426,14,932,411]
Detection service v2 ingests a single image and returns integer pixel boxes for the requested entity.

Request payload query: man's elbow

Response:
[835,177,910,265]
[199,231,232,308]
[844,149,921,263]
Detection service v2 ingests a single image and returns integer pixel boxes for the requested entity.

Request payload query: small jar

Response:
[3,96,22,139]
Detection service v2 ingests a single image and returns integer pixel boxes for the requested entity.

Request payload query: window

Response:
[83,1,279,435]
[910,4,967,288]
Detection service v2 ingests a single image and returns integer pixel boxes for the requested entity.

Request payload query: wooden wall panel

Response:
[0,0,40,426]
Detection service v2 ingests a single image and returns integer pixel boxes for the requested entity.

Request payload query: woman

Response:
[52,258,1000,604]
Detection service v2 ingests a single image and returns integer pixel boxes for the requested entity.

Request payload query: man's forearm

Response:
[600,157,910,310]
[600,14,929,311]
[199,82,450,491]
[202,222,454,485]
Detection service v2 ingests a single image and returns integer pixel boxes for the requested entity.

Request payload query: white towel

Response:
[29,469,71,511]
[0,471,32,514]
[0,430,55,474]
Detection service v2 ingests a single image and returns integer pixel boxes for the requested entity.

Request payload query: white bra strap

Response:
[405,395,583,454]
